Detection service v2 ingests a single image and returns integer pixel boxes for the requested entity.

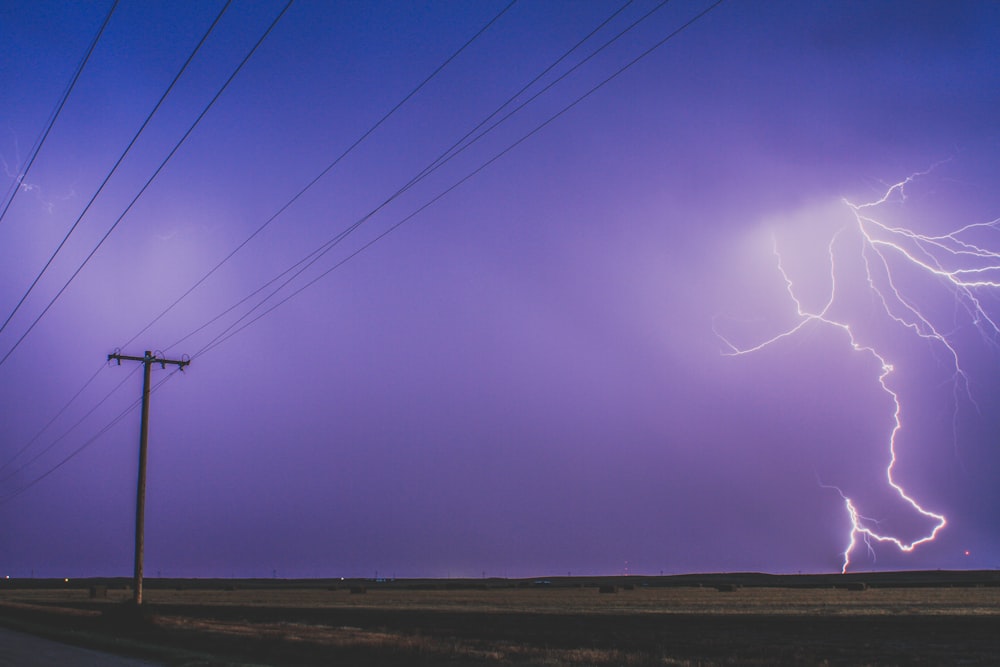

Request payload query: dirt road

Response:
[0,626,161,667]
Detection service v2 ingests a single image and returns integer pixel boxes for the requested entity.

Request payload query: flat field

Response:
[1,574,998,665]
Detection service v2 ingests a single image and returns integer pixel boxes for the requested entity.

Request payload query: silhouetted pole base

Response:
[102,599,154,629]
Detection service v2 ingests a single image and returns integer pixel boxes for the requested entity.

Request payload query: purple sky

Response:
[2,1,999,579]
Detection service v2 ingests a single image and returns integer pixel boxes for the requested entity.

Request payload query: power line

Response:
[0,1,293,372]
[0,1,233,339]
[0,3,291,509]
[416,0,670,187]
[184,0,686,355]
[122,0,519,352]
[0,1,272,488]
[0,1,119,226]
[0,363,140,485]
[0,366,182,507]
[0,361,108,477]
[0,0,726,506]
[0,0,538,506]
[25,0,594,366]
[0,2,290,506]
[169,0,658,356]
[192,0,727,358]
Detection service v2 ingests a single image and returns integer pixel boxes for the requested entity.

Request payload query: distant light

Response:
[64,578,69,583]
[965,550,971,556]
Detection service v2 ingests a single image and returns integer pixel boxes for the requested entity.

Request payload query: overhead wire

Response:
[0,0,524,505]
[1,0,726,505]
[122,0,519,352]
[0,361,108,477]
[0,1,120,226]
[412,0,652,190]
[192,0,727,358]
[0,2,289,502]
[0,365,182,506]
[0,0,293,371]
[0,363,141,485]
[0,0,233,338]
[187,0,695,358]
[168,0,651,356]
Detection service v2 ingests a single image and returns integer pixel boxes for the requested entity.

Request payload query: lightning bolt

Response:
[713,167,1000,573]
[2,141,55,215]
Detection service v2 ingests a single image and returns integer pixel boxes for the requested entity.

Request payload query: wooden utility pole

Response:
[108,350,190,606]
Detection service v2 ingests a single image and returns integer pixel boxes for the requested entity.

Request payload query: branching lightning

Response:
[1,141,50,214]
[715,168,1000,572]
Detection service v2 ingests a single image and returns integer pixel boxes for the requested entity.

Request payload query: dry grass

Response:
[151,615,645,665]
[5,584,997,616]
[2,584,998,665]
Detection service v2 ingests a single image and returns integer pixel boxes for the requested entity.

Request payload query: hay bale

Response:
[89,585,107,599]
[599,585,619,594]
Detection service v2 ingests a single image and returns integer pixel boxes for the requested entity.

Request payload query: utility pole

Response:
[108,350,189,606]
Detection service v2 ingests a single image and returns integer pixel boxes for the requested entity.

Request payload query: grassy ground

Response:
[2,575,999,665]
